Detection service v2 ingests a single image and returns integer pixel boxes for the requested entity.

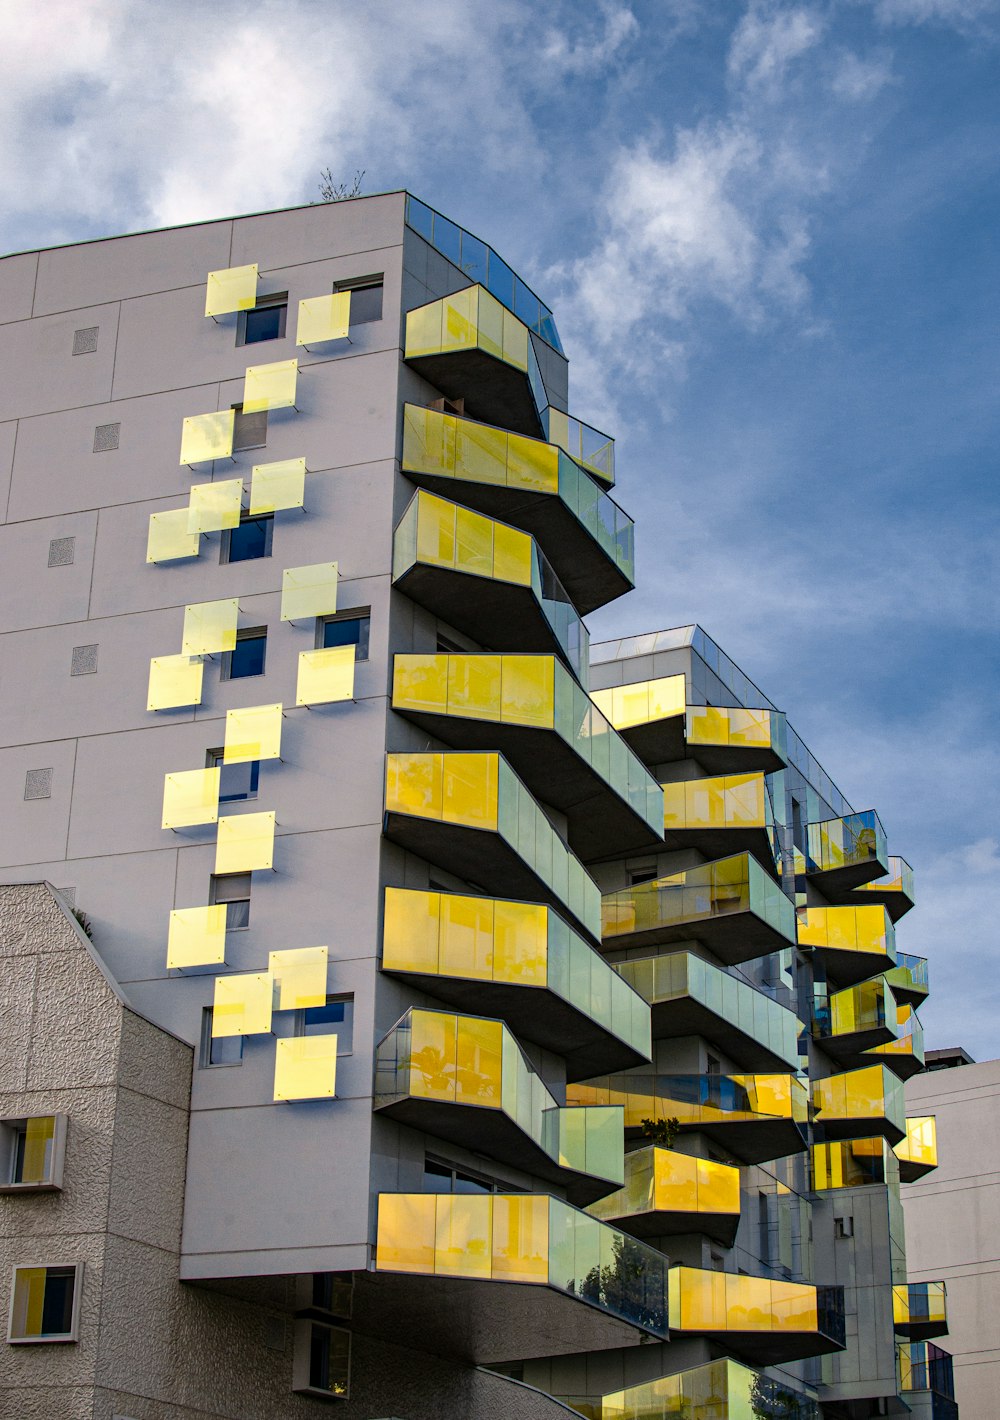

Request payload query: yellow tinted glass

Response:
[375,1194,436,1273]
[205,263,258,317]
[147,654,203,711]
[273,1036,338,1101]
[212,971,272,1036]
[249,457,307,515]
[242,358,298,414]
[296,646,355,706]
[269,946,328,1010]
[281,562,338,621]
[296,292,350,346]
[182,599,239,656]
[186,477,244,534]
[224,703,282,763]
[179,409,235,465]
[215,811,276,874]
[147,508,200,563]
[166,904,227,969]
[161,767,220,830]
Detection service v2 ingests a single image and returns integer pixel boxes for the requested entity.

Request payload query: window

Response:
[200,1007,243,1067]
[0,1116,66,1192]
[298,995,353,1054]
[422,1156,516,1194]
[237,293,288,346]
[835,1215,854,1239]
[207,749,259,804]
[292,1319,351,1398]
[436,632,465,653]
[706,1053,721,1075]
[335,275,383,325]
[8,1264,82,1343]
[223,514,273,564]
[223,628,267,680]
[210,872,251,930]
[628,866,658,886]
[232,405,268,452]
[319,610,370,661]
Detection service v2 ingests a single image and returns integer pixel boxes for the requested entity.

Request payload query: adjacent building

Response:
[0,192,955,1418]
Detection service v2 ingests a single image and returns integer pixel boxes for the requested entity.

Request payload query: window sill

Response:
[0,1182,60,1194]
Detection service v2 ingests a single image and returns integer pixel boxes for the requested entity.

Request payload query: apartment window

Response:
[8,1264,82,1343]
[422,1156,514,1194]
[292,1319,351,1398]
[207,749,259,804]
[628,866,658,886]
[319,610,370,661]
[336,275,383,325]
[310,1273,353,1319]
[298,995,354,1054]
[223,513,273,564]
[0,1116,66,1192]
[835,1215,854,1239]
[211,872,251,930]
[223,627,267,680]
[237,293,288,347]
[200,1007,243,1067]
[232,405,268,452]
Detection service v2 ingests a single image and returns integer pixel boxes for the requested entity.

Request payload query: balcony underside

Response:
[853,883,915,923]
[661,823,776,869]
[885,980,928,1011]
[603,905,792,967]
[608,1202,739,1248]
[806,944,895,990]
[664,1116,806,1167]
[813,1114,906,1147]
[401,468,630,616]
[352,1268,651,1365]
[821,1022,898,1059]
[377,967,648,1081]
[406,347,543,440]
[616,717,786,775]
[897,1155,937,1185]
[394,560,570,665]
[896,1318,950,1344]
[806,857,891,898]
[648,995,798,1073]
[865,1047,925,1083]
[685,1325,844,1366]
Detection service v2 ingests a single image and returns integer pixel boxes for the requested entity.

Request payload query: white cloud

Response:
[728,3,825,95]
[870,0,1000,26]
[541,2,640,75]
[829,48,896,99]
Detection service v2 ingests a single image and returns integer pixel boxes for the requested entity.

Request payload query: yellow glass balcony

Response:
[242,358,298,414]
[146,507,200,564]
[805,810,889,894]
[601,851,795,965]
[384,751,601,942]
[392,489,590,683]
[181,599,239,657]
[186,477,243,534]
[269,946,328,1010]
[812,1137,897,1191]
[820,979,899,1055]
[662,772,778,867]
[812,1064,906,1145]
[374,1007,623,1204]
[616,951,801,1071]
[205,263,258,318]
[249,457,307,515]
[224,703,282,764]
[594,1359,821,1420]
[568,1073,808,1166]
[273,1036,337,1102]
[894,1283,948,1341]
[391,653,662,856]
[587,1145,741,1244]
[865,1001,925,1080]
[166,905,227,970]
[542,406,615,487]
[161,767,220,831]
[667,1267,846,1362]
[894,1116,938,1183]
[381,887,650,1078]
[797,904,896,987]
[402,403,635,615]
[179,409,235,466]
[214,811,275,874]
[296,292,350,347]
[374,1191,669,1360]
[296,646,355,706]
[281,562,338,622]
[884,952,929,1009]
[147,654,204,712]
[854,855,915,921]
[211,970,273,1036]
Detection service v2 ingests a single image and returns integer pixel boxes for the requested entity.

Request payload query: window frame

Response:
[200,1007,244,1068]
[222,627,268,682]
[292,1317,351,1399]
[317,608,371,662]
[334,274,383,326]
[222,513,274,565]
[0,1115,67,1193]
[294,994,354,1055]
[236,292,289,347]
[207,749,260,805]
[231,404,269,453]
[7,1262,83,1344]
[210,871,251,931]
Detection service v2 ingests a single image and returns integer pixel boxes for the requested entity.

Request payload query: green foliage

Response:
[71,907,94,940]
[640,1115,680,1147]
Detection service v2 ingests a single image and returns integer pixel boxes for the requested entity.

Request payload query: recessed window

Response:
[628,866,658,886]
[232,405,268,452]
[8,1264,82,1343]
[210,872,251,930]
[223,628,267,681]
[422,1155,515,1194]
[292,1319,351,1398]
[237,293,288,347]
[319,609,370,661]
[207,749,259,804]
[223,513,273,564]
[335,276,383,326]
[0,1116,66,1192]
[835,1215,854,1239]
[298,995,353,1055]
[311,1273,353,1319]
[200,1007,243,1067]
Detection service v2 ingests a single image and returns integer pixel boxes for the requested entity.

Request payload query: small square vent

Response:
[24,768,53,801]
[48,536,76,568]
[71,644,99,676]
[72,326,99,355]
[93,422,120,453]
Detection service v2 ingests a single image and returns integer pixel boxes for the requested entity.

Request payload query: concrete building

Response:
[902,1055,1000,1419]
[0,192,955,1417]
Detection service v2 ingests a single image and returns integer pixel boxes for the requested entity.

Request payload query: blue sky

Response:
[1,0,997,1056]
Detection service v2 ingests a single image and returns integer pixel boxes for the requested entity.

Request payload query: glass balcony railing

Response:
[884,952,930,1007]
[384,751,601,941]
[821,979,899,1051]
[894,1282,948,1339]
[662,772,769,829]
[590,674,686,732]
[392,488,589,682]
[812,1137,896,1191]
[865,1002,925,1077]
[667,1267,846,1358]
[855,855,915,920]
[542,407,615,486]
[812,1064,906,1144]
[401,403,635,610]
[806,810,889,888]
[686,703,788,764]
[797,905,896,985]
[381,887,651,1072]
[375,1192,669,1337]
[563,1358,822,1420]
[601,852,796,960]
[894,1116,938,1182]
[373,1008,624,1198]
[615,951,801,1071]
[586,1145,740,1241]
[899,1342,958,1420]
[391,653,663,848]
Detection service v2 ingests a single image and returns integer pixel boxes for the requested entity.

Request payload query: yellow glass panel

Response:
[12,1267,47,1338]
[697,1157,741,1214]
[269,946,328,1010]
[447,654,502,720]
[273,1035,337,1101]
[21,1117,55,1185]
[415,491,457,566]
[439,893,494,979]
[212,970,272,1036]
[224,703,282,763]
[501,306,529,369]
[494,900,547,984]
[492,1193,549,1283]
[161,767,220,830]
[507,431,559,492]
[382,887,441,974]
[405,300,445,359]
[393,654,448,715]
[205,263,258,318]
[166,905,227,969]
[500,655,554,728]
[662,781,686,830]
[410,1010,457,1101]
[386,752,443,817]
[435,1193,492,1278]
[648,675,686,722]
[688,705,731,746]
[243,358,298,414]
[182,599,239,656]
[296,646,355,706]
[147,507,200,563]
[442,753,498,829]
[455,418,508,486]
[896,1115,937,1168]
[403,403,456,477]
[296,292,351,346]
[215,811,276,874]
[455,1015,503,1105]
[147,654,203,711]
[281,562,338,621]
[179,409,235,465]
[249,458,307,515]
[444,287,481,352]
[186,477,243,534]
[376,1194,436,1273]
[493,521,533,585]
[455,502,494,574]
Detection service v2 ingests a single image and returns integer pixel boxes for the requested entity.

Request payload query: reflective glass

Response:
[166,904,227,969]
[205,264,258,318]
[161,767,220,830]
[179,409,235,465]
[147,507,200,563]
[296,292,351,346]
[214,811,276,874]
[281,562,339,621]
[249,457,307,515]
[242,358,298,414]
[273,1036,337,1101]
[147,654,204,711]
[226,515,272,562]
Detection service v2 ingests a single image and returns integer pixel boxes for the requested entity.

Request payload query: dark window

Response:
[211,872,251,930]
[422,1155,514,1194]
[628,866,658,886]
[320,610,370,661]
[9,1264,78,1341]
[201,1007,244,1067]
[224,628,267,680]
[207,749,259,804]
[238,295,288,347]
[224,514,273,564]
[232,406,268,451]
[308,1323,350,1396]
[300,995,353,1054]
[311,1273,353,1319]
[336,277,383,325]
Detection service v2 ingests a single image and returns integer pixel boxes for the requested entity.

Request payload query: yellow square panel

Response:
[224,703,283,764]
[187,478,244,534]
[249,458,306,515]
[269,946,328,1010]
[205,263,258,318]
[297,292,351,346]
[243,359,299,414]
[182,599,239,656]
[147,654,204,711]
[161,767,220,830]
[212,971,272,1036]
[167,905,227,969]
[179,409,235,466]
[281,562,338,621]
[215,811,276,874]
[274,1036,338,1101]
[147,508,200,564]
[296,646,355,706]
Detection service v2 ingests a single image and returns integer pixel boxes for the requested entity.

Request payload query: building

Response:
[902,1054,1000,1419]
[0,191,955,1418]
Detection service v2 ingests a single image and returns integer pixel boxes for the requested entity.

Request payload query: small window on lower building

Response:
[237,294,288,347]
[210,872,251,930]
[293,1319,351,1398]
[8,1263,82,1343]
[207,749,259,804]
[0,1116,67,1192]
[223,514,273,564]
[200,1007,244,1067]
[319,610,370,661]
[335,276,383,326]
[835,1215,854,1239]
[223,628,267,680]
[298,995,353,1054]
